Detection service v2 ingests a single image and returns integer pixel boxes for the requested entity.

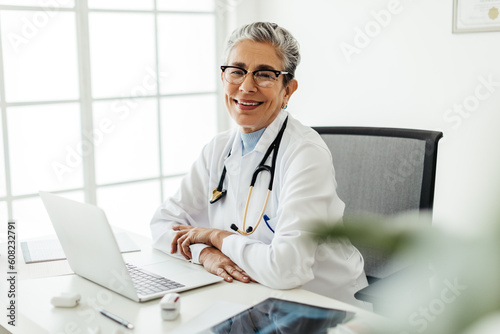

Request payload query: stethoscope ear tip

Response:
[229,224,253,234]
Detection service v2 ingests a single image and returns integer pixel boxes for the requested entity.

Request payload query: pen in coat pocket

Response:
[263,214,275,233]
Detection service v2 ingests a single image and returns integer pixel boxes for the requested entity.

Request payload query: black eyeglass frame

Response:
[220,65,290,84]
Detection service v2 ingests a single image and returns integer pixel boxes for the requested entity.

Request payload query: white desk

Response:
[0,233,384,333]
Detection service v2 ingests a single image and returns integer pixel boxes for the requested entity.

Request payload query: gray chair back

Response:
[313,127,443,280]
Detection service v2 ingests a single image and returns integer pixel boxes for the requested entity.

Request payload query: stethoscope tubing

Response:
[239,187,271,235]
[213,117,288,235]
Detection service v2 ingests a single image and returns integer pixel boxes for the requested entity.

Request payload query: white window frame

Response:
[0,0,231,225]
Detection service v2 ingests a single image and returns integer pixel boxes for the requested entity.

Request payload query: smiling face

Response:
[222,40,298,134]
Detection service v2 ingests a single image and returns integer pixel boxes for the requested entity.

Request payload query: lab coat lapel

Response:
[253,110,288,155]
[224,131,243,205]
[226,111,288,234]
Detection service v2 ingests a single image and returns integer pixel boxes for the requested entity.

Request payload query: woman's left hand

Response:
[171,225,233,260]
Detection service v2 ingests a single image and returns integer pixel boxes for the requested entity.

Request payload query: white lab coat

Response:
[150,110,368,307]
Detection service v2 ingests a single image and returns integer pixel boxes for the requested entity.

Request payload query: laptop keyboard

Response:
[125,263,185,296]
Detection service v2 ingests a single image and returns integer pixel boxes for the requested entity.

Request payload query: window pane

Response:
[157,0,214,12]
[97,181,161,237]
[0,0,74,7]
[12,191,83,240]
[0,120,5,197]
[89,12,156,99]
[88,0,153,10]
[157,14,216,94]
[161,95,217,175]
[0,11,79,102]
[93,97,159,185]
[8,103,83,195]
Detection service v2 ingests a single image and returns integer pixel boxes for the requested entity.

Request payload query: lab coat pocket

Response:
[315,238,354,263]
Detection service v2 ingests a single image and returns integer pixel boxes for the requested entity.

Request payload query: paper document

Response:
[21,232,140,264]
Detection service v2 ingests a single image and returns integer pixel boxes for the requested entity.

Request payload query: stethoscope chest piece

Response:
[210,188,227,204]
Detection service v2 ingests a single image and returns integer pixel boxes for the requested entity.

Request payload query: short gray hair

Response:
[224,22,301,86]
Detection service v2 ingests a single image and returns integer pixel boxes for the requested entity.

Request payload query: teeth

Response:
[238,101,260,106]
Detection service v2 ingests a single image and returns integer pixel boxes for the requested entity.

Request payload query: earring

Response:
[282,104,288,110]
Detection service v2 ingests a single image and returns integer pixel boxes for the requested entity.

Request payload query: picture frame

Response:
[453,0,500,33]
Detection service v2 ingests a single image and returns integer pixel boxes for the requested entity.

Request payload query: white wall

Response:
[233,0,500,234]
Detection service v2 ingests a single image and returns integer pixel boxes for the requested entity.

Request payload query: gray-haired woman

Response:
[151,22,368,307]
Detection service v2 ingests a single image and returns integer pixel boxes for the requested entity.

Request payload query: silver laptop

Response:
[39,191,223,302]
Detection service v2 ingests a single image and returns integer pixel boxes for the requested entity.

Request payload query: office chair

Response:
[313,126,443,312]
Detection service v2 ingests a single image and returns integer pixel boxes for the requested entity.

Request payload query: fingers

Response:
[170,225,193,253]
[178,234,192,260]
[225,265,251,283]
[215,264,251,283]
[170,229,187,254]
[216,267,233,282]
[199,249,252,284]
[214,266,250,283]
[170,232,180,254]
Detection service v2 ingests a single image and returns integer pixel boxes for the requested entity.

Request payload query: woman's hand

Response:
[171,225,233,260]
[170,225,194,255]
[199,247,252,283]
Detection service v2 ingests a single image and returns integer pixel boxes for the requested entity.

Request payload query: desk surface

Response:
[0,232,384,334]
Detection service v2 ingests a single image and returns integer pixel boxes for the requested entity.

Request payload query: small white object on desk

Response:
[160,293,181,320]
[51,292,81,308]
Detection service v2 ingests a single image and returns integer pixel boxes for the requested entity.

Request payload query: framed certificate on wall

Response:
[453,0,500,32]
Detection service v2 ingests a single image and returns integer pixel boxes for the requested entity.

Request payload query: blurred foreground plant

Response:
[314,212,500,334]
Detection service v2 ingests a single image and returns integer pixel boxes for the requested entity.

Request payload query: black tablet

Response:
[204,297,355,334]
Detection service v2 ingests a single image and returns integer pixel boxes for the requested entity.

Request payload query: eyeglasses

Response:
[221,65,289,88]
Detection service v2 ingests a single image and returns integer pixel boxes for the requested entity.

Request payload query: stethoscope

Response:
[209,117,288,235]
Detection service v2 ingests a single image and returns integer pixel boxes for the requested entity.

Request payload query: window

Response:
[0,0,219,239]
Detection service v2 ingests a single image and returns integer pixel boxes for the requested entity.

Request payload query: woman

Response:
[150,22,368,307]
